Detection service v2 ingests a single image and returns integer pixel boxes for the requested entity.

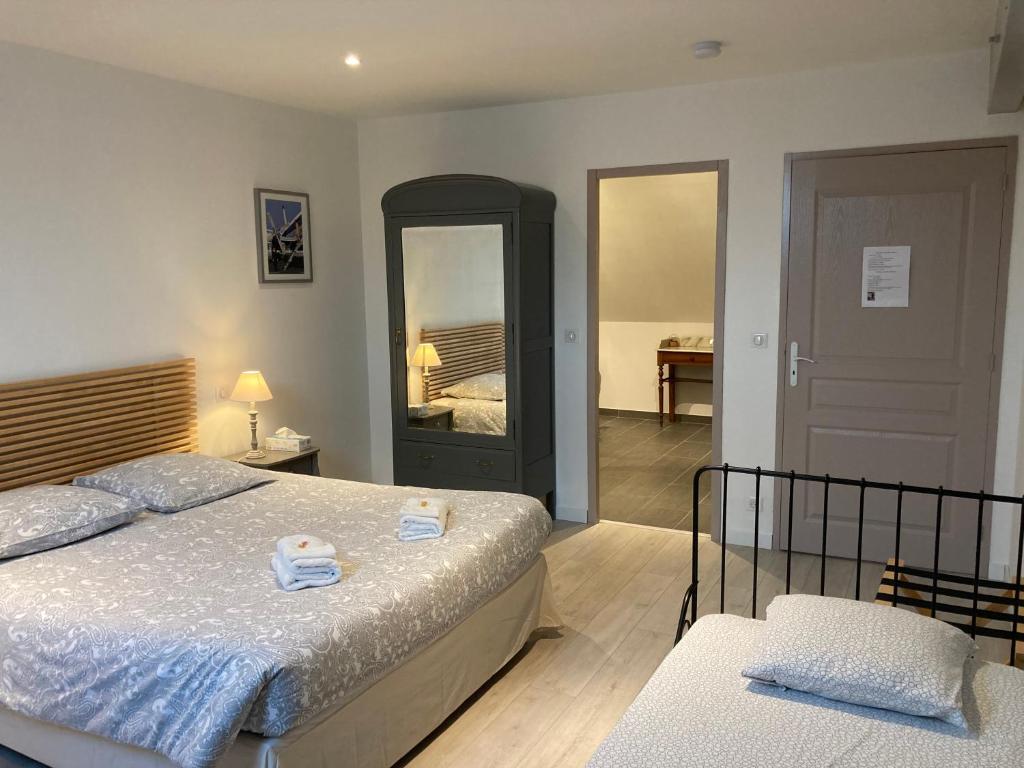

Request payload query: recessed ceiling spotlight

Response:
[692,41,722,60]
[344,53,361,68]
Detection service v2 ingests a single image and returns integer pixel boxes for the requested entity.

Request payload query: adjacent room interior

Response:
[597,168,719,532]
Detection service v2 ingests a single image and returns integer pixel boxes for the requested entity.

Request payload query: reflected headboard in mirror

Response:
[0,358,198,492]
[420,323,506,402]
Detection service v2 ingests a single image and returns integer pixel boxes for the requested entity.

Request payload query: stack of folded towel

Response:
[399,496,451,541]
[272,534,341,591]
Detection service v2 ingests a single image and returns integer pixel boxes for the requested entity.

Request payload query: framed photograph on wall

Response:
[254,189,312,283]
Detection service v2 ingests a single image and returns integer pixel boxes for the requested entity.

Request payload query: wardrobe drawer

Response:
[397,441,515,482]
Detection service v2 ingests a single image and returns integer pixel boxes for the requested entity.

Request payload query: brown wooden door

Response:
[781,145,1008,571]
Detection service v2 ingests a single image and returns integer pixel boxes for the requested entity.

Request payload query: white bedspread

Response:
[588,614,1024,768]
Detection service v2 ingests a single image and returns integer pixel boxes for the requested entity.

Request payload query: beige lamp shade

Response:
[230,371,273,402]
[410,343,442,368]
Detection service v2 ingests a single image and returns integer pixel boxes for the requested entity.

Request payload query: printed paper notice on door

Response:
[862,246,910,308]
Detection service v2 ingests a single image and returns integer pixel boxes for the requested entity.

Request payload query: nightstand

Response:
[408,405,454,431]
[227,446,320,476]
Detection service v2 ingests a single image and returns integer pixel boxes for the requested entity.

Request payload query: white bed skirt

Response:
[0,554,559,768]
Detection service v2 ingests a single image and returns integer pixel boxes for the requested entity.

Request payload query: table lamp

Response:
[410,343,442,403]
[230,370,273,459]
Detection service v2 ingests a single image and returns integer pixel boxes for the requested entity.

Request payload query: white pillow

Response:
[0,485,144,558]
[74,453,274,513]
[742,594,975,727]
[440,372,506,401]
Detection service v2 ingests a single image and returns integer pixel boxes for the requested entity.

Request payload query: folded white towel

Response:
[399,510,448,541]
[401,497,450,519]
[272,554,340,591]
[399,525,444,541]
[277,534,336,564]
[277,556,338,580]
[288,556,338,569]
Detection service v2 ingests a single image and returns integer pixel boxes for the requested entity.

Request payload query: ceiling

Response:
[0,0,995,117]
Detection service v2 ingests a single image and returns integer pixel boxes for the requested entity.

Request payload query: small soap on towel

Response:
[273,534,340,591]
[271,554,340,592]
[277,534,336,563]
[399,510,450,542]
[401,497,450,518]
[398,497,451,541]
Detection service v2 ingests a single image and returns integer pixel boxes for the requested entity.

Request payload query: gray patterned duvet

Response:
[0,475,551,768]
[430,396,506,435]
[588,614,1024,767]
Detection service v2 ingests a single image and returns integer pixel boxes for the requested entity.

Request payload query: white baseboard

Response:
[990,561,1021,582]
[555,505,588,523]
[724,527,774,549]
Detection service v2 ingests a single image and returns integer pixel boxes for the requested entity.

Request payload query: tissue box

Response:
[266,435,312,452]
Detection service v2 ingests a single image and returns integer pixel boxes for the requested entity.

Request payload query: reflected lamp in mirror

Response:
[230,371,273,459]
[409,343,442,404]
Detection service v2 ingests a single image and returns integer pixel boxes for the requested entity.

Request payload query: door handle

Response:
[789,342,816,387]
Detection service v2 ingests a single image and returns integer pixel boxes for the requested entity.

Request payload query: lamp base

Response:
[246,406,264,460]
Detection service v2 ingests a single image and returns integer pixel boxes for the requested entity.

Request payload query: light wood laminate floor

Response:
[398,521,890,768]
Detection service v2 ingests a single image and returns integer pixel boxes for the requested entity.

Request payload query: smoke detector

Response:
[692,41,722,59]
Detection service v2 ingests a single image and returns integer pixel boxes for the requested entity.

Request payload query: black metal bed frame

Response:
[676,465,1024,668]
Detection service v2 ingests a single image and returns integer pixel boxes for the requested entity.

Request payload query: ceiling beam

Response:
[989,0,1024,114]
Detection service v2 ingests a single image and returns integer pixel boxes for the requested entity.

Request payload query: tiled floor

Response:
[598,415,713,532]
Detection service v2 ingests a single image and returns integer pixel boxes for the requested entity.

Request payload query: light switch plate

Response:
[751,332,768,348]
[564,329,579,343]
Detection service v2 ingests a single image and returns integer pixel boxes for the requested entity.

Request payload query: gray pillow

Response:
[73,453,274,513]
[0,485,144,559]
[440,372,506,401]
[742,594,975,727]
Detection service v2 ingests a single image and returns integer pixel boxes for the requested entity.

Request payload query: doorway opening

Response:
[587,161,727,533]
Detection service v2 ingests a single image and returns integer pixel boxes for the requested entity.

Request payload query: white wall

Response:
[0,42,371,480]
[599,172,718,322]
[599,321,713,416]
[357,49,1024,575]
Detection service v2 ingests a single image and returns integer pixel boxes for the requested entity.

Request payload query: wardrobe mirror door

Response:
[401,224,508,436]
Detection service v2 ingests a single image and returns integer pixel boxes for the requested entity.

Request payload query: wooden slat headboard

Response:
[420,323,505,401]
[0,358,198,491]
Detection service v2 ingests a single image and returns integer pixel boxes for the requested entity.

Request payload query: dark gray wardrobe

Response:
[383,174,555,506]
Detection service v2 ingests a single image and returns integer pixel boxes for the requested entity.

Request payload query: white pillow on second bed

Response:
[742,594,976,727]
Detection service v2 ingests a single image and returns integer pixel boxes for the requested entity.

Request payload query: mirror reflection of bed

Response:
[401,222,508,437]
[413,323,507,435]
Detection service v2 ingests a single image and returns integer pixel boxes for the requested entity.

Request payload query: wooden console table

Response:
[657,347,714,426]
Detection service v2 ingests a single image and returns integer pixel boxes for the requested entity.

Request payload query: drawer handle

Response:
[476,459,495,475]
[418,453,434,467]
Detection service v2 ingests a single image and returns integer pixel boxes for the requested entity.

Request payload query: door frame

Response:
[773,136,1018,550]
[587,159,729,536]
